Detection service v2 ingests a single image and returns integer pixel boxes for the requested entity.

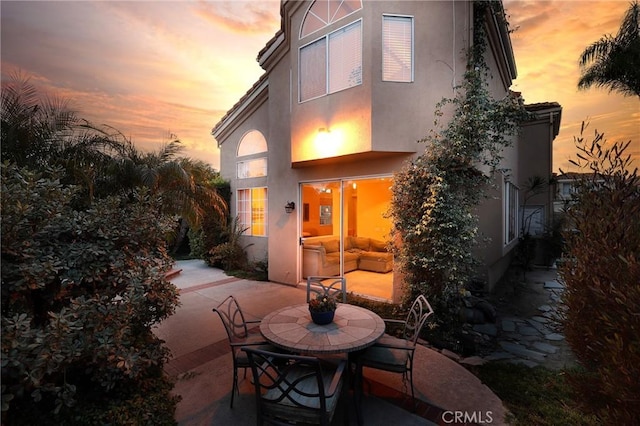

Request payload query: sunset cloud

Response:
[194,0,280,34]
[1,1,637,172]
[505,0,639,173]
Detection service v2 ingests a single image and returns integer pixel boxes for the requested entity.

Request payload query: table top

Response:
[260,303,386,354]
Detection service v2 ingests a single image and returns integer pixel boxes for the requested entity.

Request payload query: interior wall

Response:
[355,179,392,241]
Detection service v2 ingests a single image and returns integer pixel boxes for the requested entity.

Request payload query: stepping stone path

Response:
[447,266,577,370]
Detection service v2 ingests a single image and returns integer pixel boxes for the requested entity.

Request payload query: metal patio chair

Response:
[354,295,434,418]
[213,295,274,408]
[243,347,347,426]
[306,276,347,303]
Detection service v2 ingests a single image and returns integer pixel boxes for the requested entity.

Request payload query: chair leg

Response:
[230,367,238,409]
[354,363,364,426]
[408,371,416,412]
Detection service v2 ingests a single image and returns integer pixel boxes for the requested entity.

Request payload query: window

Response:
[299,20,362,102]
[300,0,362,39]
[319,205,332,225]
[505,181,519,245]
[237,130,267,179]
[237,130,267,156]
[237,188,268,236]
[560,182,573,198]
[383,15,413,82]
[237,158,267,179]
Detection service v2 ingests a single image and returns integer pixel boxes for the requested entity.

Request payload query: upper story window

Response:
[300,0,362,39]
[237,158,267,179]
[237,130,267,179]
[382,15,414,82]
[299,20,362,102]
[237,130,267,156]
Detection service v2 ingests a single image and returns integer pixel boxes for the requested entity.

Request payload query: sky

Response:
[1,0,638,173]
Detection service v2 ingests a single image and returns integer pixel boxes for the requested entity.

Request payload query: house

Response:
[211,0,561,302]
[553,172,600,214]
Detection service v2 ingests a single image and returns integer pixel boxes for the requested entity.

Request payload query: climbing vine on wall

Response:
[390,1,528,315]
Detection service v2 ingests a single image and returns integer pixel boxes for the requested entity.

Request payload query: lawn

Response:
[472,362,600,425]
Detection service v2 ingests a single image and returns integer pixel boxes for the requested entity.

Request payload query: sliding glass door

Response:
[300,177,394,300]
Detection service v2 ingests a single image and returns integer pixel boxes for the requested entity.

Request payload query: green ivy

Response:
[390,1,528,321]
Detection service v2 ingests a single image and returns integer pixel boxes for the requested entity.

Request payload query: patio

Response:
[154,260,508,425]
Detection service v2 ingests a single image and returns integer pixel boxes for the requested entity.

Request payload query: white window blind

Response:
[383,15,413,82]
[329,21,362,93]
[300,38,327,102]
[299,20,362,102]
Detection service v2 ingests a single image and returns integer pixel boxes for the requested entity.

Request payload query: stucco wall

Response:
[214,1,543,292]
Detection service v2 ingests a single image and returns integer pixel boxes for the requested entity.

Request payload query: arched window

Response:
[237,130,268,179]
[237,130,267,156]
[236,130,268,236]
[300,0,362,39]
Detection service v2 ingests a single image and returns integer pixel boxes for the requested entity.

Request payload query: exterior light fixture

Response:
[285,201,295,214]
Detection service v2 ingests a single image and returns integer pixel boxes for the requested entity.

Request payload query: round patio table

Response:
[260,303,385,354]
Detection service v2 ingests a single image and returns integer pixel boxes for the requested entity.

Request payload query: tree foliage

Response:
[577,1,640,97]
[390,1,528,315]
[0,74,206,423]
[559,124,640,423]
[1,164,180,424]
[1,73,227,228]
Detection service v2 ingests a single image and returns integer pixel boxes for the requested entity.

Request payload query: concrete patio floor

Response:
[154,260,508,425]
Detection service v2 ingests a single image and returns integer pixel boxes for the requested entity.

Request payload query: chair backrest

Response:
[401,295,434,345]
[243,347,336,425]
[212,295,249,343]
[306,276,347,303]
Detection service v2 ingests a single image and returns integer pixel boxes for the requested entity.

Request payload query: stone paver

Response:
[466,266,577,370]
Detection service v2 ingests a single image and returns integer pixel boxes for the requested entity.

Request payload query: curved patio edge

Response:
[361,345,509,425]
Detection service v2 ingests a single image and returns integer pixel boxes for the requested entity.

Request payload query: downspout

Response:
[452,0,456,90]
[548,112,555,223]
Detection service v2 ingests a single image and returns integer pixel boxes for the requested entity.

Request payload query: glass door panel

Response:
[300,177,394,301]
[301,181,343,278]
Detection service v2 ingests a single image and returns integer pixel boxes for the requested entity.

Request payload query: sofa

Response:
[302,235,393,278]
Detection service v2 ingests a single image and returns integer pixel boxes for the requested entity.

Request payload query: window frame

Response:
[237,187,268,237]
[299,19,363,103]
[382,14,414,83]
[504,181,519,245]
[299,0,363,40]
[237,158,268,179]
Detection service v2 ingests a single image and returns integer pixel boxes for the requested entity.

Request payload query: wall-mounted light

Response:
[285,201,295,214]
[316,127,331,145]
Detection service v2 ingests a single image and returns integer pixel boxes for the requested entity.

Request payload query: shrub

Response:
[1,164,180,424]
[207,242,248,271]
[204,216,251,272]
[560,125,640,423]
[189,178,230,259]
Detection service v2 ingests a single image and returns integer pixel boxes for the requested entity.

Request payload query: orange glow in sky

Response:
[1,1,637,172]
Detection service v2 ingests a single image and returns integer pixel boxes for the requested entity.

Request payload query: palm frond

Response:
[577,1,640,97]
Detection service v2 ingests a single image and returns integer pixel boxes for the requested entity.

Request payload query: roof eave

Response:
[211,76,269,145]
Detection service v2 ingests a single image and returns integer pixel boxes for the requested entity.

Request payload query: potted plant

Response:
[308,293,338,325]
